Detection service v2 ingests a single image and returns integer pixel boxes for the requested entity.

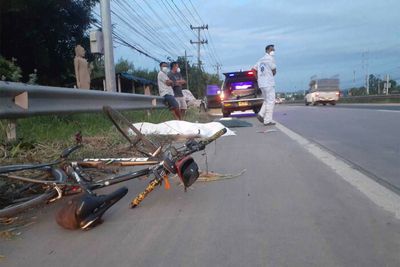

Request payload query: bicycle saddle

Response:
[56,186,128,230]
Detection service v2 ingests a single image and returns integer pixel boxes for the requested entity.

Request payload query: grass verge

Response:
[0,107,211,164]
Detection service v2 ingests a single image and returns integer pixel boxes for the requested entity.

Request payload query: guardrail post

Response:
[6,120,17,142]
[117,74,122,93]
[132,82,136,93]
[144,85,152,118]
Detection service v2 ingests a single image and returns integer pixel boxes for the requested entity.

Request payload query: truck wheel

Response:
[330,101,336,106]
[322,103,327,106]
[222,111,231,117]
[305,100,310,106]
[312,100,318,106]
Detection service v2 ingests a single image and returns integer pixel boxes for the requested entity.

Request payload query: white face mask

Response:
[162,67,169,73]
[269,51,275,56]
[177,67,181,73]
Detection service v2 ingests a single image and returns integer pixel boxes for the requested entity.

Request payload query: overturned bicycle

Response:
[0,106,228,230]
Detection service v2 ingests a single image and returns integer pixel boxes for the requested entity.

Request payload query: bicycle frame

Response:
[75,156,160,169]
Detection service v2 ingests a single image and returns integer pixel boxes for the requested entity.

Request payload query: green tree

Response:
[115,57,135,74]
[175,57,222,98]
[0,0,98,86]
[349,86,367,96]
[0,56,22,81]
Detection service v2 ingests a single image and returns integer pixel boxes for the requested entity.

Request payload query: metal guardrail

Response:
[340,94,400,100]
[282,94,400,105]
[0,81,165,119]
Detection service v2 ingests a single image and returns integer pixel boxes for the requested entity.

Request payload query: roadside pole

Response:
[100,0,116,92]
[185,50,190,90]
[386,74,390,95]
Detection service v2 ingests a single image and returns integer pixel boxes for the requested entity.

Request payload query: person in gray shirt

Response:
[157,62,181,120]
[168,62,187,117]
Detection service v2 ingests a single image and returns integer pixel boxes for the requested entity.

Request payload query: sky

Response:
[105,0,400,92]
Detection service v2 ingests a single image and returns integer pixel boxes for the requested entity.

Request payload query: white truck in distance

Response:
[305,78,340,106]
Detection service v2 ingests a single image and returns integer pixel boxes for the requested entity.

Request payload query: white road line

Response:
[276,123,400,220]
[377,109,400,113]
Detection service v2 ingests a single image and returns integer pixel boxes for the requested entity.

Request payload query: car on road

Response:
[220,71,263,117]
[205,84,222,108]
[305,78,340,106]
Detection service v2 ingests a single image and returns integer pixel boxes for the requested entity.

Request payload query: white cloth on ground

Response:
[129,121,235,138]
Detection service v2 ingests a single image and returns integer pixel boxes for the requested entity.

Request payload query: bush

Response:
[0,56,22,82]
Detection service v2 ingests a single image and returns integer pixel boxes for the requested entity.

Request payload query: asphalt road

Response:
[334,103,400,111]
[274,104,400,191]
[1,116,399,267]
[288,103,400,111]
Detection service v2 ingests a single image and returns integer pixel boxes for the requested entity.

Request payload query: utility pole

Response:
[385,74,391,95]
[184,50,190,90]
[377,74,381,94]
[213,63,222,79]
[100,0,116,92]
[362,50,369,95]
[190,25,208,69]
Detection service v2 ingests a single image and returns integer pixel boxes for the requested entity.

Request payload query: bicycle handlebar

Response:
[199,128,227,147]
[177,128,227,158]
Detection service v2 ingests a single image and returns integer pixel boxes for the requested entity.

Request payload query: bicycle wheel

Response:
[0,190,57,218]
[0,167,70,218]
[103,106,158,157]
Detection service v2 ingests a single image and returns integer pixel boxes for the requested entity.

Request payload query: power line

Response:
[93,1,223,69]
[91,15,162,62]
[112,1,178,57]
[130,0,192,54]
[114,36,162,62]
[171,0,194,30]
[179,0,201,25]
[111,10,176,58]
[187,0,221,64]
[157,0,195,45]
[116,0,179,57]
[141,1,193,54]
[170,0,219,67]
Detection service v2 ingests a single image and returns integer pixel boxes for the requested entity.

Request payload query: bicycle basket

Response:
[176,156,199,188]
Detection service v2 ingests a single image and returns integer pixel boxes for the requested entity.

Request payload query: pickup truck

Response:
[305,78,340,106]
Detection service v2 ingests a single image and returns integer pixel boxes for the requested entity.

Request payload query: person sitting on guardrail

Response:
[168,62,187,118]
[157,62,181,120]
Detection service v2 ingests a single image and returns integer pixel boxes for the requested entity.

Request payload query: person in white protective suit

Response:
[252,44,277,126]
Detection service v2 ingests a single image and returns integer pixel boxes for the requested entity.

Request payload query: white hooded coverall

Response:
[253,53,276,124]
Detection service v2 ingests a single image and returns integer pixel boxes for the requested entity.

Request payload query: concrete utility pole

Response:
[184,50,190,90]
[377,74,381,94]
[385,74,391,95]
[213,63,222,79]
[362,50,369,95]
[190,25,208,68]
[100,0,116,92]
